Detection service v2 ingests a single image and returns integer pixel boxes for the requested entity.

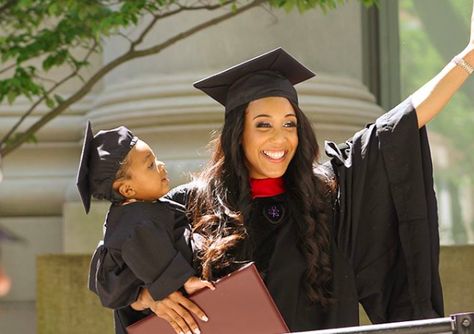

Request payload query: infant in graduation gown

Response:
[76,123,212,334]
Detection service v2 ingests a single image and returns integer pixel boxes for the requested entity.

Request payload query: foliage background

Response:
[399,0,474,244]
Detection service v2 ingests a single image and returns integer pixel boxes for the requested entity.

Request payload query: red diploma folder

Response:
[127,263,289,334]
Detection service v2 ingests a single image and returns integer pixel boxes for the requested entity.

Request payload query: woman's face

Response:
[242,96,298,179]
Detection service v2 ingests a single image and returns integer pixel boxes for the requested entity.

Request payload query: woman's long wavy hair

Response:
[189,100,334,306]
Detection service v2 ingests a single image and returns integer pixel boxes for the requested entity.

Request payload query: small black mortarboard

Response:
[76,122,94,213]
[76,122,138,214]
[193,48,315,112]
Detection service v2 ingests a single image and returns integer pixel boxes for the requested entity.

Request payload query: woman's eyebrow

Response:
[253,114,271,120]
[252,113,296,120]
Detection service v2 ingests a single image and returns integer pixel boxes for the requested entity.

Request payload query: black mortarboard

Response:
[76,122,138,214]
[193,48,315,113]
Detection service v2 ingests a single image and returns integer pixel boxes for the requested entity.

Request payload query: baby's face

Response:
[126,140,170,201]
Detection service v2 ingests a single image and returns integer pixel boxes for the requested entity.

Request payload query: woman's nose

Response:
[270,128,287,143]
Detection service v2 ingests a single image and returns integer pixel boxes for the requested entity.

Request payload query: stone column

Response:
[1,2,383,303]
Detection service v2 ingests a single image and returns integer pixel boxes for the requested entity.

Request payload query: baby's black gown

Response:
[89,199,196,334]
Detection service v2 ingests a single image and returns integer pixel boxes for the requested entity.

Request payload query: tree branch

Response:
[0,63,16,76]
[118,32,134,44]
[130,11,164,51]
[33,74,59,85]
[178,0,234,11]
[130,0,234,51]
[0,71,77,147]
[0,40,99,148]
[134,0,264,58]
[0,0,265,157]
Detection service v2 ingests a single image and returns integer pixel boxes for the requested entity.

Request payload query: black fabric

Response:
[241,194,288,280]
[76,122,138,213]
[88,199,196,334]
[166,98,443,331]
[193,48,314,112]
[326,98,443,322]
[225,71,298,112]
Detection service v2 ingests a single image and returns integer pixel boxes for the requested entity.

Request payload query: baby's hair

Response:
[114,151,133,183]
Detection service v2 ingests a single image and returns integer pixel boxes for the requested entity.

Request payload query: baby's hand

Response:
[130,288,153,311]
[183,276,215,295]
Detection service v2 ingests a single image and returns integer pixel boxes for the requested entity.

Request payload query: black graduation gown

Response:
[88,199,196,334]
[167,98,443,332]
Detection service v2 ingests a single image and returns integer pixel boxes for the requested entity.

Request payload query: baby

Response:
[76,122,211,334]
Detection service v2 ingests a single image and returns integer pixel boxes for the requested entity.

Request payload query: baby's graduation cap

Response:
[76,122,138,214]
[193,47,315,113]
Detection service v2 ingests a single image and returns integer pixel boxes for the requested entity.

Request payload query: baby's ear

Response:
[113,180,136,198]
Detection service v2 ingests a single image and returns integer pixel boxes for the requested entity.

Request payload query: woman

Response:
[128,4,473,334]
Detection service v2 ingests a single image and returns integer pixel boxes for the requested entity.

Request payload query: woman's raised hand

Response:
[132,288,208,334]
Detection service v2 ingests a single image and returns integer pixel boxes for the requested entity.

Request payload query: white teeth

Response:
[263,151,285,159]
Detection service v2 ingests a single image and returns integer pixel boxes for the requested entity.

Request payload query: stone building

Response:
[1,1,472,333]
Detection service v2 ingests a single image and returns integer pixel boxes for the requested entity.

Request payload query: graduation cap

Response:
[76,122,138,214]
[193,47,315,113]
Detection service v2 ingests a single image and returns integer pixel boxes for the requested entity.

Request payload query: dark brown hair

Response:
[190,101,333,306]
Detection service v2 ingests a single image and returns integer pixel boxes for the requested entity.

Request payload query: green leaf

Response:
[27,133,38,144]
[7,90,17,105]
[45,96,55,108]
[54,94,65,104]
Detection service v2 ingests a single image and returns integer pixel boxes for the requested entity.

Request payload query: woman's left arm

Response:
[413,1,474,128]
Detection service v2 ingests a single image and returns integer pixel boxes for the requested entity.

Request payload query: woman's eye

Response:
[148,161,155,169]
[283,121,297,128]
[256,122,271,128]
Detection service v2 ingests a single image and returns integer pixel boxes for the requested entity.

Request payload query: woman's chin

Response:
[251,170,286,179]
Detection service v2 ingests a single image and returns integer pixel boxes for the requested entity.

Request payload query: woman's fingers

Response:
[163,296,201,334]
[166,306,197,334]
[159,311,190,334]
[168,320,185,334]
[169,291,209,322]
[148,291,207,334]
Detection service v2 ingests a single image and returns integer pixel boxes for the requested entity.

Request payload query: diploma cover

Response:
[127,263,289,334]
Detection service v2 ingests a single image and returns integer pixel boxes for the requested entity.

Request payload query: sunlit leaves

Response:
[0,66,44,104]
[267,0,377,13]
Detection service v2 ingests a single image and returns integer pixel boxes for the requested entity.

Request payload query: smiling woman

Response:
[242,97,299,179]
[90,5,474,329]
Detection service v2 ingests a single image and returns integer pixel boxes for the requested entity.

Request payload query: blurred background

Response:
[0,0,472,333]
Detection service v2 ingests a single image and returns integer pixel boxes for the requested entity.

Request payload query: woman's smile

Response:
[262,150,287,161]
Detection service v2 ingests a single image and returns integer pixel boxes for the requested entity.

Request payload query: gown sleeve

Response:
[89,242,143,309]
[325,97,443,323]
[165,182,194,207]
[121,221,196,301]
